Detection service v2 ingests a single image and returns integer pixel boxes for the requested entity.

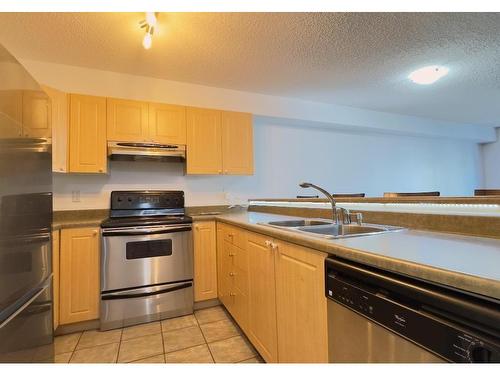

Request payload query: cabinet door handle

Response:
[270,242,278,250]
[229,252,235,257]
[264,240,272,247]
[229,292,236,296]
[195,225,199,230]
[229,272,236,277]
[92,230,98,236]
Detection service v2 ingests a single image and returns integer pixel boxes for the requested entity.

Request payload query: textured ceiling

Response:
[0,12,499,126]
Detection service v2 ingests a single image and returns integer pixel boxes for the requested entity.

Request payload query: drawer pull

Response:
[229,252,235,257]
[229,292,236,296]
[264,240,272,247]
[229,272,236,277]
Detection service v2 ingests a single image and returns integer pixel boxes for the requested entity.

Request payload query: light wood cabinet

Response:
[59,227,100,325]
[186,107,222,174]
[52,229,60,330]
[22,90,51,138]
[246,231,278,363]
[69,94,107,173]
[0,90,23,138]
[221,111,253,175]
[106,98,149,142]
[193,221,218,302]
[148,103,186,144]
[43,86,69,173]
[274,240,328,363]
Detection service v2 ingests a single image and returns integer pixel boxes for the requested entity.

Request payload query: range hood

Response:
[107,141,186,162]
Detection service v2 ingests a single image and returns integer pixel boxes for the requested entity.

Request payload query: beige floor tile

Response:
[200,318,239,343]
[209,336,257,363]
[122,321,161,341]
[70,343,119,363]
[76,329,122,349]
[239,356,265,363]
[131,354,166,363]
[54,352,73,364]
[163,325,205,353]
[165,344,214,363]
[54,332,82,354]
[161,314,198,332]
[194,306,229,325]
[117,333,163,363]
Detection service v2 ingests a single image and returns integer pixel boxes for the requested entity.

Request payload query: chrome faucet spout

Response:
[298,182,359,225]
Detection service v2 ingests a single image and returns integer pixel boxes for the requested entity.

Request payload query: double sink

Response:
[259,218,405,239]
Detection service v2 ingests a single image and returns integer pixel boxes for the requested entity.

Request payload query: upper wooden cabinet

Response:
[43,86,69,173]
[107,98,149,142]
[186,108,253,175]
[0,90,23,138]
[186,107,223,174]
[193,221,218,302]
[222,111,253,175]
[59,227,100,325]
[148,103,186,144]
[22,90,51,138]
[69,94,107,173]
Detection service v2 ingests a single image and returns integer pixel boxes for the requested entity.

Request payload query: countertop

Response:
[202,211,500,301]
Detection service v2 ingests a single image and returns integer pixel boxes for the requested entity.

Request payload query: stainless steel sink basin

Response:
[265,219,333,227]
[297,224,387,237]
[259,219,404,239]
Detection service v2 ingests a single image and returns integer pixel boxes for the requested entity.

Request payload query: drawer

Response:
[218,223,246,249]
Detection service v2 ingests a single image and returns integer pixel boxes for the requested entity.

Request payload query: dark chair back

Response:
[474,189,500,196]
[383,191,440,197]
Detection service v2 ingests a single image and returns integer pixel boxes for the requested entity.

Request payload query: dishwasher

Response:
[325,256,500,363]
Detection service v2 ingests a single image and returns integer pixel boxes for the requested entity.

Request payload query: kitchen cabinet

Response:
[274,240,328,363]
[69,94,107,173]
[246,231,278,363]
[221,111,253,175]
[215,223,328,363]
[106,98,149,142]
[52,229,60,330]
[186,108,254,175]
[193,221,218,302]
[59,227,100,325]
[21,90,51,138]
[43,86,69,173]
[148,102,186,144]
[186,107,222,174]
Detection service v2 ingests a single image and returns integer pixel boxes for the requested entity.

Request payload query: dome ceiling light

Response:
[408,65,449,85]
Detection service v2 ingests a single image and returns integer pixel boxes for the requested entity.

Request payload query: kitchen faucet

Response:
[299,182,362,225]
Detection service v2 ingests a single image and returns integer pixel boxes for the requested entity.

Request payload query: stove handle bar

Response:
[101,281,193,300]
[101,225,192,237]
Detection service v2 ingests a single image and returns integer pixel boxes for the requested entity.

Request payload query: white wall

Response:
[481,127,500,188]
[53,120,483,210]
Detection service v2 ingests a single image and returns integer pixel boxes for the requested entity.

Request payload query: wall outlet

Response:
[71,190,81,202]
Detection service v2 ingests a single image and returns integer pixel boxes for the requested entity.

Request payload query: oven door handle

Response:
[101,281,193,300]
[102,225,192,237]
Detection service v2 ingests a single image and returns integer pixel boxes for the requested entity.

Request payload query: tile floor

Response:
[53,305,264,364]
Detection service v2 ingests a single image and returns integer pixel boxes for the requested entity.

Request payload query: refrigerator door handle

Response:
[0,277,51,330]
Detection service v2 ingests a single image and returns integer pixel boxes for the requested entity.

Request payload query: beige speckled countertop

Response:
[196,211,500,301]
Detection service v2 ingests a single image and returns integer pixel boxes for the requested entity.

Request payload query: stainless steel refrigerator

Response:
[0,44,54,362]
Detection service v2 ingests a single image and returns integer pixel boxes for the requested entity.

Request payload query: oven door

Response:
[101,224,193,292]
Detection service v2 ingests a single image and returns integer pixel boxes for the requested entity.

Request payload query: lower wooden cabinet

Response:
[246,231,278,363]
[193,221,218,301]
[52,230,60,330]
[274,240,328,362]
[215,223,328,363]
[59,227,100,325]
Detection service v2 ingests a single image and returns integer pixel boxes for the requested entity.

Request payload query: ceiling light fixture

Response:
[408,65,449,85]
[140,12,157,50]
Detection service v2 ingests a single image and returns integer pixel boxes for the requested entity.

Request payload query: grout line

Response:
[67,331,84,363]
[194,312,216,363]
[115,328,123,363]
[160,322,167,363]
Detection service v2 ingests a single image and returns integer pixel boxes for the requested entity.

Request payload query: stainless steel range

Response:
[100,191,193,331]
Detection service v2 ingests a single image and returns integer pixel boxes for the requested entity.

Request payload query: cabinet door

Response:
[22,90,52,138]
[52,230,60,331]
[69,94,107,173]
[246,232,278,363]
[148,103,186,144]
[59,227,100,325]
[221,111,253,175]
[186,107,222,174]
[106,98,149,142]
[43,86,69,173]
[0,90,23,138]
[216,225,232,310]
[193,221,218,301]
[274,241,328,363]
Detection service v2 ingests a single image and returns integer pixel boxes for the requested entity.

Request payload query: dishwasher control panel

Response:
[326,266,500,363]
